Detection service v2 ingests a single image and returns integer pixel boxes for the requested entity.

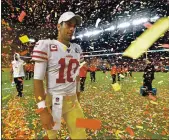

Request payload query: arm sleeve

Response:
[77,44,84,63]
[32,40,48,62]
[34,62,47,80]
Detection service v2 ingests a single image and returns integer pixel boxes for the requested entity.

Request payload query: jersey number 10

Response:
[56,58,79,83]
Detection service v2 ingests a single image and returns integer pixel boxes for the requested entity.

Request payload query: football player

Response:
[32,11,86,139]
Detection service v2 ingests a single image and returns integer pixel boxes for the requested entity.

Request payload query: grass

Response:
[1,68,169,139]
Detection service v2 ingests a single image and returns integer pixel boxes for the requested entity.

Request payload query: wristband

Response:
[35,107,46,114]
[37,100,46,109]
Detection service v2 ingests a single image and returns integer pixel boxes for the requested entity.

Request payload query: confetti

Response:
[112,83,121,91]
[76,118,101,130]
[150,100,158,105]
[126,126,134,136]
[38,96,42,101]
[158,80,163,84]
[136,125,143,129]
[19,35,29,43]
[143,22,153,29]
[95,18,101,28]
[18,11,26,22]
[123,17,169,59]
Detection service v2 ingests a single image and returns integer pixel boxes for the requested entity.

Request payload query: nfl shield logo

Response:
[56,97,59,102]
[50,44,58,51]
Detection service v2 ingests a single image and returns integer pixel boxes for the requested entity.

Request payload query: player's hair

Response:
[60,22,64,26]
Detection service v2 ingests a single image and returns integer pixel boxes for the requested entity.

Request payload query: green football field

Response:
[1,68,169,139]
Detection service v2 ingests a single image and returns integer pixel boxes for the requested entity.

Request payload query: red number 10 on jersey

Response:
[56,58,79,83]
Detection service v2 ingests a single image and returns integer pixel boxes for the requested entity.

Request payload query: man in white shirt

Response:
[11,53,25,97]
[32,11,86,139]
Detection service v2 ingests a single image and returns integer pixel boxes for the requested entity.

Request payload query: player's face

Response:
[58,18,77,41]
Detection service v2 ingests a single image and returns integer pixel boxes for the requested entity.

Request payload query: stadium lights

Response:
[75,16,159,38]
[117,22,130,28]
[76,34,84,39]
[84,30,103,37]
[132,18,148,25]
[105,25,115,31]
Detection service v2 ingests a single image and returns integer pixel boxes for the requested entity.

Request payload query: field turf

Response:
[1,68,169,139]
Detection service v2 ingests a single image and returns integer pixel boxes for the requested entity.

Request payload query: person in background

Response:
[111,64,117,84]
[89,64,97,82]
[143,61,155,96]
[124,66,128,77]
[79,62,88,92]
[128,65,133,78]
[121,65,125,76]
[30,62,35,79]
[11,53,25,97]
[117,65,121,81]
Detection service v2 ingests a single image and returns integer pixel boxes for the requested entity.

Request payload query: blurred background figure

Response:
[111,63,117,84]
[117,65,122,82]
[11,53,25,97]
[89,64,97,82]
[142,60,155,96]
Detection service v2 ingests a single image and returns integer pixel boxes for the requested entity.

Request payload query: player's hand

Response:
[39,108,55,130]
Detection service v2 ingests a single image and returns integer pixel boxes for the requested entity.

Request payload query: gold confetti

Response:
[38,96,42,101]
[112,83,121,91]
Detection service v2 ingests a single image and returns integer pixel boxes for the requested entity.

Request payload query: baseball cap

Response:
[58,11,82,26]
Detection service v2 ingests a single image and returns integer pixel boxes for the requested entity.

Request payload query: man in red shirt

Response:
[89,64,97,82]
[79,63,88,92]
[111,64,117,84]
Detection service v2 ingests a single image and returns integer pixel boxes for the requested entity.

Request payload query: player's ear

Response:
[57,24,61,32]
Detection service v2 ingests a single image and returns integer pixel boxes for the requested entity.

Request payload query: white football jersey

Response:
[32,39,83,96]
[12,60,25,78]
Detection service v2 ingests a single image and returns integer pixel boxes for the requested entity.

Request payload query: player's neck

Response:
[57,38,70,48]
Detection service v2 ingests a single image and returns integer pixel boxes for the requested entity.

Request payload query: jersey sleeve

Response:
[76,44,84,63]
[32,40,48,62]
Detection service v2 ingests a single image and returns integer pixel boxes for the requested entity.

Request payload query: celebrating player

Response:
[32,11,86,139]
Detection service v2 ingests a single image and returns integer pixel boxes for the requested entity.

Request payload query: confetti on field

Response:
[158,81,163,84]
[136,125,143,129]
[126,126,134,136]
[76,118,101,130]
[150,100,158,105]
[112,83,121,91]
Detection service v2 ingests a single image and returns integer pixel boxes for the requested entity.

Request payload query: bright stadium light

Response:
[84,30,102,37]
[150,16,160,22]
[117,22,130,28]
[105,25,115,31]
[72,36,75,39]
[76,34,84,39]
[132,18,148,25]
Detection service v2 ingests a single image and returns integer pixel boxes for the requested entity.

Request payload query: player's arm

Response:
[76,75,81,102]
[32,40,54,130]
[34,62,54,130]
